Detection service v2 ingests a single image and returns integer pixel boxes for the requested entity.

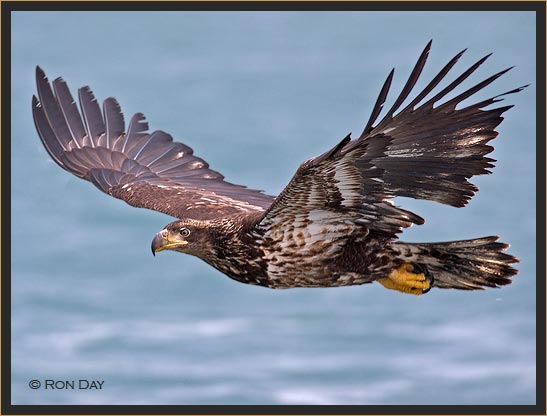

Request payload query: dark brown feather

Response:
[52,77,86,145]
[78,85,105,143]
[103,97,125,147]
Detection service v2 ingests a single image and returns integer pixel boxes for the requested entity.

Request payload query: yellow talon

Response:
[378,262,431,295]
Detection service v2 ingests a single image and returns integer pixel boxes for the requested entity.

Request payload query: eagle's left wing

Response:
[257,42,525,238]
[33,67,275,221]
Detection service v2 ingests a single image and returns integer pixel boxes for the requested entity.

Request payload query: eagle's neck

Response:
[200,213,269,285]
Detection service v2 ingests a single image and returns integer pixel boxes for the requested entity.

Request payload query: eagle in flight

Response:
[33,42,523,295]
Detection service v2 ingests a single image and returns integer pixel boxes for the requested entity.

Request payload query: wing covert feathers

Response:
[33,67,274,220]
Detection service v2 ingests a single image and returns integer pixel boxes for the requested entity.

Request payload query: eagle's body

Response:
[168,215,395,288]
[33,42,523,294]
[257,215,395,288]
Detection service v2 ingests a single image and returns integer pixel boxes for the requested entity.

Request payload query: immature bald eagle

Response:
[33,42,523,295]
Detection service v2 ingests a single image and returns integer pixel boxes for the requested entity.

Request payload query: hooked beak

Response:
[151,229,187,256]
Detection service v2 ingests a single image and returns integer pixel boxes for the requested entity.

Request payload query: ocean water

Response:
[10,11,536,405]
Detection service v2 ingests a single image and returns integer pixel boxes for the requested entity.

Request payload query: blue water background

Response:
[10,11,536,405]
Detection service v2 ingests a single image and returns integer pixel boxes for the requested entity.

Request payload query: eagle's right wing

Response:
[33,67,275,221]
[257,42,525,238]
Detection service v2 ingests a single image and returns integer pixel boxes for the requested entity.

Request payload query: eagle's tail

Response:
[392,237,518,290]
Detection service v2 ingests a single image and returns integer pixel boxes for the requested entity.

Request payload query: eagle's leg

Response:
[377,263,432,295]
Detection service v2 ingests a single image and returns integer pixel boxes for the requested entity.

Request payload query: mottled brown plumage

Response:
[33,42,523,293]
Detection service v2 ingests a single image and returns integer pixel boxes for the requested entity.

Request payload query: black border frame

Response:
[1,1,545,415]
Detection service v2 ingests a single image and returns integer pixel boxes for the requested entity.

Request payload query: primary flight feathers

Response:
[33,68,274,220]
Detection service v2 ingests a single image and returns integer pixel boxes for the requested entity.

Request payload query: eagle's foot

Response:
[378,263,432,295]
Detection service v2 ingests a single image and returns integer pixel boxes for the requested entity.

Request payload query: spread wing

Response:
[32,67,275,220]
[258,41,526,238]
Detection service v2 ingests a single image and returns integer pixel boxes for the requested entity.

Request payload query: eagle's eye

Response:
[179,227,191,237]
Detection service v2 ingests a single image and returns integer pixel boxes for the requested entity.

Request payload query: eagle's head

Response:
[151,218,219,259]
